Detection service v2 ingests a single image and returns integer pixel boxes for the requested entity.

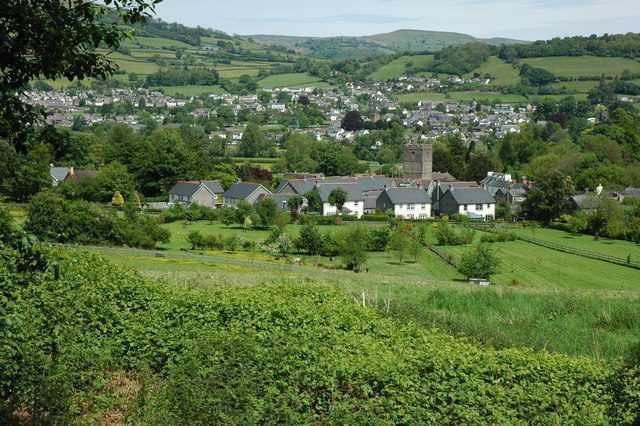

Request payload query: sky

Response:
[152,0,640,41]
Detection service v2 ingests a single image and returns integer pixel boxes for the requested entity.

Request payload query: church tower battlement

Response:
[403,143,433,180]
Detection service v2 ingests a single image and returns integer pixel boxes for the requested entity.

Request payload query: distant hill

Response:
[244,29,528,59]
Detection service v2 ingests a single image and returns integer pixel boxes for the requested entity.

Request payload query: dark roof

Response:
[72,170,98,183]
[383,188,431,205]
[432,172,456,181]
[278,175,393,195]
[223,182,268,200]
[50,166,70,182]
[202,181,224,194]
[317,184,364,202]
[446,188,495,205]
[169,181,224,197]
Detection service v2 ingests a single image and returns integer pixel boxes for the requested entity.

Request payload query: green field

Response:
[396,91,529,104]
[369,55,435,81]
[153,85,226,97]
[258,72,330,88]
[464,56,521,86]
[133,36,195,49]
[426,229,640,292]
[522,56,640,78]
[511,227,640,261]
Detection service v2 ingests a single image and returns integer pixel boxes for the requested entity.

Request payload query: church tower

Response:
[403,143,433,179]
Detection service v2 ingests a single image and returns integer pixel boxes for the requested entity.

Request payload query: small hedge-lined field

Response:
[1,244,638,423]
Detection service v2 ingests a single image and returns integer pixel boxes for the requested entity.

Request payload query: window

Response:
[408,204,415,210]
[486,204,491,209]
[476,204,483,210]
[463,205,468,211]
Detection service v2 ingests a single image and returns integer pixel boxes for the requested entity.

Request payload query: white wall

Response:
[458,203,496,219]
[393,203,432,219]
[322,201,364,218]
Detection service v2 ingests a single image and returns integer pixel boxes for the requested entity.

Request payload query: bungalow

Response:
[169,180,224,208]
[317,184,365,218]
[438,188,496,220]
[222,182,271,207]
[376,187,432,219]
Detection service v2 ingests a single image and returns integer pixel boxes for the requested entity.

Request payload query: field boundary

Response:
[424,241,459,268]
[455,223,640,270]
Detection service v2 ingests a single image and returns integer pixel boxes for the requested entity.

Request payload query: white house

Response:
[438,188,496,220]
[376,187,432,219]
[317,184,365,219]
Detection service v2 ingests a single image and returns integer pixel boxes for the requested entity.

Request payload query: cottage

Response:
[438,188,496,220]
[50,166,71,187]
[222,182,271,207]
[317,184,365,218]
[169,181,224,208]
[376,187,432,219]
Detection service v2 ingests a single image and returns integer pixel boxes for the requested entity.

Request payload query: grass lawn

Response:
[153,85,226,97]
[521,56,640,78]
[511,227,640,262]
[426,229,640,292]
[369,55,435,81]
[551,80,600,93]
[258,73,328,88]
[464,56,521,86]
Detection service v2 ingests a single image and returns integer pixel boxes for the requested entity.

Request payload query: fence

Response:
[424,241,459,268]
[452,223,640,271]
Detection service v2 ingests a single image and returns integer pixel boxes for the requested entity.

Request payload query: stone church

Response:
[403,143,433,180]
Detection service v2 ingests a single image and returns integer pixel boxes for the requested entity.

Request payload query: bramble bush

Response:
[1,241,638,423]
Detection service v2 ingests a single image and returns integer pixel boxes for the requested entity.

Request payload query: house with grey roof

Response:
[50,166,72,187]
[376,187,432,219]
[222,182,271,207]
[316,184,365,218]
[254,193,294,212]
[169,180,224,208]
[438,188,496,220]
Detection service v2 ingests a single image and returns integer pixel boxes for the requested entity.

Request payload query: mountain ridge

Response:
[243,29,529,59]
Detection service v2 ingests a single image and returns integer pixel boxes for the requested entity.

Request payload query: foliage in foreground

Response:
[0,243,639,423]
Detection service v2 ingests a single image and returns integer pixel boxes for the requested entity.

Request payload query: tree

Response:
[388,223,412,264]
[287,195,303,220]
[1,0,160,152]
[235,201,254,227]
[131,191,142,208]
[458,244,501,280]
[296,224,324,255]
[82,162,136,202]
[209,163,238,191]
[341,110,365,131]
[563,213,588,235]
[238,123,269,158]
[254,198,278,229]
[304,188,322,213]
[328,188,348,213]
[219,207,236,227]
[112,191,125,207]
[521,172,575,223]
[339,225,369,271]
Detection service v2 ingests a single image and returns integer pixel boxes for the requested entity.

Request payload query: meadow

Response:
[152,85,226,96]
[396,91,529,104]
[521,56,640,78]
[368,55,435,81]
[464,56,521,86]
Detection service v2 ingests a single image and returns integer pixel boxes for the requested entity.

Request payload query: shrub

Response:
[296,224,324,255]
[458,244,501,279]
[480,231,518,243]
[339,225,369,271]
[367,226,390,252]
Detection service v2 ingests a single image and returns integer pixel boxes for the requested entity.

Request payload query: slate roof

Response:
[50,167,70,182]
[278,175,393,195]
[170,181,224,197]
[223,182,268,200]
[383,188,431,205]
[446,188,495,205]
[317,184,365,203]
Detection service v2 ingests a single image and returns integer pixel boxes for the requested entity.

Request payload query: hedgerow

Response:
[1,243,638,423]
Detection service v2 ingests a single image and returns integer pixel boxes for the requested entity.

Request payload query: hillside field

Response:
[258,72,332,89]
[369,55,435,81]
[521,56,640,78]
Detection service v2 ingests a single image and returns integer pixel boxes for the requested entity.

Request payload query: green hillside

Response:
[521,56,640,79]
[246,29,527,60]
[369,55,435,80]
